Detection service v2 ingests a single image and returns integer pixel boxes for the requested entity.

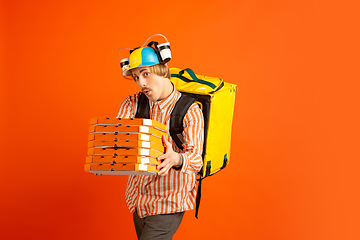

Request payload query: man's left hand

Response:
[157,135,182,177]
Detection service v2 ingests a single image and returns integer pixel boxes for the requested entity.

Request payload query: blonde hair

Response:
[149,64,171,79]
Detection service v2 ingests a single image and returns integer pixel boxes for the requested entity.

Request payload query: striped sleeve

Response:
[115,92,140,118]
[179,102,204,174]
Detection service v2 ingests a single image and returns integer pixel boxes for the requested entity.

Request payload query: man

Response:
[116,46,204,239]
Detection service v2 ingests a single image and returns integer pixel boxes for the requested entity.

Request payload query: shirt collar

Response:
[150,82,180,111]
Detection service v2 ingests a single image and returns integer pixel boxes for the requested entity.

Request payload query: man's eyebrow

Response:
[133,68,148,78]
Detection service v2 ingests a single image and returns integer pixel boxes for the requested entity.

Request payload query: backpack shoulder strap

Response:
[135,92,150,118]
[170,93,196,150]
[135,92,196,150]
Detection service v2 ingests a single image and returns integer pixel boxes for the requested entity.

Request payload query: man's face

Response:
[132,66,167,102]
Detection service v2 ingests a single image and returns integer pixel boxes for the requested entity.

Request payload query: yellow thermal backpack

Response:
[135,68,237,218]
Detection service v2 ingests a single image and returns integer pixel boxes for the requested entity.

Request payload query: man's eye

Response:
[144,72,149,76]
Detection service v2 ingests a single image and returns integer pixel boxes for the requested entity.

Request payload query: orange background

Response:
[1,0,359,239]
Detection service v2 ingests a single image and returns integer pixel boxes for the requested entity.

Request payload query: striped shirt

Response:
[116,87,204,218]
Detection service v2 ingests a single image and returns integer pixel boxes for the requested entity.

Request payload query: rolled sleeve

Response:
[116,92,140,118]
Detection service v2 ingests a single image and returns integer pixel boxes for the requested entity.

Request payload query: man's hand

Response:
[157,135,183,177]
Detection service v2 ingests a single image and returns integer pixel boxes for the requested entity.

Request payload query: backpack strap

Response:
[135,92,195,150]
[169,93,196,150]
[135,92,150,119]
[136,91,204,218]
[195,176,203,219]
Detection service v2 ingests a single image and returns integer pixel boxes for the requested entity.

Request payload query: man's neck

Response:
[157,79,174,102]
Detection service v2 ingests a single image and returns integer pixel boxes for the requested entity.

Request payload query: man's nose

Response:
[138,77,147,87]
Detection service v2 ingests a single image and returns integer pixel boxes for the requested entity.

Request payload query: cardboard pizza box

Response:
[85,156,159,165]
[87,147,163,158]
[88,132,166,145]
[88,139,165,153]
[90,118,167,132]
[89,125,166,139]
[84,163,158,175]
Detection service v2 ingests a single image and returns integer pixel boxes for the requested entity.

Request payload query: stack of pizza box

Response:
[85,117,167,176]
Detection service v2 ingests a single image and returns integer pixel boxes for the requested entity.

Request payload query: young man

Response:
[116,46,204,239]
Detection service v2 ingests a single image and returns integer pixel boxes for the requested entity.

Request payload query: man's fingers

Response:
[162,135,172,148]
[157,152,170,161]
[156,137,178,176]
[158,165,170,176]
[157,157,174,176]
[157,158,170,169]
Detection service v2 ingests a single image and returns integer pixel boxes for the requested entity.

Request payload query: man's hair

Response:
[149,64,171,79]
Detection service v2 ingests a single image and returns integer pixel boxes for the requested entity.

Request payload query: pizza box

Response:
[89,125,166,139]
[88,139,165,152]
[84,163,158,175]
[85,156,159,165]
[87,147,163,158]
[88,132,166,145]
[90,118,166,132]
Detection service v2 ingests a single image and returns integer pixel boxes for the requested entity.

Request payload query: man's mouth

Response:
[142,88,151,95]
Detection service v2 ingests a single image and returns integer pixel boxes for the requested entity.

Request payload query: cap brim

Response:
[122,69,132,76]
